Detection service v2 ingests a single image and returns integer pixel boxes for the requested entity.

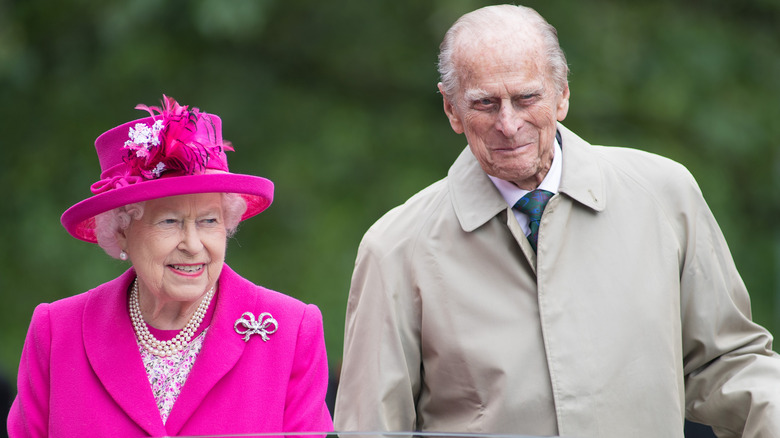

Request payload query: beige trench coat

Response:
[334,124,780,437]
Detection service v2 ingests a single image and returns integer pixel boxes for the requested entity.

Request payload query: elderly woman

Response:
[8,96,333,437]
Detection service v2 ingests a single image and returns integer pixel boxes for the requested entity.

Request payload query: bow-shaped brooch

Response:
[234,312,278,342]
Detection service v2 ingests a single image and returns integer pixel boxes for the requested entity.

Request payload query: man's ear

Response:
[556,83,570,121]
[438,83,464,134]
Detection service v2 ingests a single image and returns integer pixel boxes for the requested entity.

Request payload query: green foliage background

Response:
[1,0,779,386]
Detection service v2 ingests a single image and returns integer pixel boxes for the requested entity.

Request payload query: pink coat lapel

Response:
[164,266,255,434]
[81,268,257,436]
[82,269,167,436]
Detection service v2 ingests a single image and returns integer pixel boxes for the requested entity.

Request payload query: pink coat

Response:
[8,265,333,437]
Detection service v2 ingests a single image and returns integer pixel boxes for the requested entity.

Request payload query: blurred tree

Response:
[1,0,778,403]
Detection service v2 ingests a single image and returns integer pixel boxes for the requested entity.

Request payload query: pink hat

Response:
[61,95,274,243]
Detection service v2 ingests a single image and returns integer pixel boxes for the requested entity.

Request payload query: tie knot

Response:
[514,189,554,220]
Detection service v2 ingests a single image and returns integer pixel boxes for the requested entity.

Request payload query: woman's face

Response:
[119,193,227,304]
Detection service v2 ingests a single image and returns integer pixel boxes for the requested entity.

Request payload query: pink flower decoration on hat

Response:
[123,95,234,180]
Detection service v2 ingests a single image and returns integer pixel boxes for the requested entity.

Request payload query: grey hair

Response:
[437,5,570,99]
[95,193,248,260]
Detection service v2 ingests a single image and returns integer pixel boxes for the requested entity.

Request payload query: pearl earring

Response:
[119,251,128,261]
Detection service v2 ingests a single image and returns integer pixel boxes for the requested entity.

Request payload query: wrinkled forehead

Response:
[454,21,542,60]
[454,39,549,93]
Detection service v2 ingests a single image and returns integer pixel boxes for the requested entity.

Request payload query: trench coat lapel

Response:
[163,265,255,435]
[83,269,168,437]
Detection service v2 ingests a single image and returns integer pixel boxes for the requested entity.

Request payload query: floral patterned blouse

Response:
[138,328,208,423]
[135,292,217,424]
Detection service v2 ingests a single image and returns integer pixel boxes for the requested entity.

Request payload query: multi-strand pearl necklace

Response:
[129,277,215,357]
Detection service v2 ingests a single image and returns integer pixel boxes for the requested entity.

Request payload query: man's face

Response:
[440,42,569,190]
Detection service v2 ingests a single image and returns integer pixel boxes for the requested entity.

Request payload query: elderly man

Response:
[333,4,780,437]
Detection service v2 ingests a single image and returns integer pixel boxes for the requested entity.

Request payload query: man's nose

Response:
[496,104,523,137]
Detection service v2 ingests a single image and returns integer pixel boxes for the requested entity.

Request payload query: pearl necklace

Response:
[129,277,215,357]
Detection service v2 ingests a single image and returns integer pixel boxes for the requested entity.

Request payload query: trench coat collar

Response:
[83,265,254,436]
[450,122,606,233]
[556,123,606,212]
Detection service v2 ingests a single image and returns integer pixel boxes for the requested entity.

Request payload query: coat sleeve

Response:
[334,233,422,432]
[7,304,52,438]
[678,173,780,436]
[283,303,334,432]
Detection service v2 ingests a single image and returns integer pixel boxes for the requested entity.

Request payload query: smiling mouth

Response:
[499,140,533,150]
[494,144,530,152]
[170,264,205,273]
